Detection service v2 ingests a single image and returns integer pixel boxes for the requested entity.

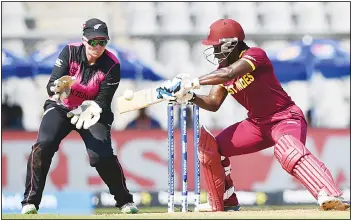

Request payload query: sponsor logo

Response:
[2,193,58,211]
[106,82,120,86]
[69,62,80,75]
[2,129,350,193]
[2,192,92,214]
[55,58,63,67]
[243,55,256,62]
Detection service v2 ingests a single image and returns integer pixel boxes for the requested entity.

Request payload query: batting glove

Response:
[156,78,182,101]
[175,91,195,104]
[174,74,200,98]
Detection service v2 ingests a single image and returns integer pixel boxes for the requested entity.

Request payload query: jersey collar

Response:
[239,50,247,58]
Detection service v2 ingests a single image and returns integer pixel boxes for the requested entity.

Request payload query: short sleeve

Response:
[240,48,269,71]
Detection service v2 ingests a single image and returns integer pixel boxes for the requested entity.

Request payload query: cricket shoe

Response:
[224,191,241,211]
[197,188,240,212]
[120,202,138,214]
[318,190,350,211]
[21,204,37,214]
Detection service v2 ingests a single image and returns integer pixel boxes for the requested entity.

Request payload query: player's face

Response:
[214,44,231,66]
[83,38,107,58]
[213,45,225,60]
[204,42,237,66]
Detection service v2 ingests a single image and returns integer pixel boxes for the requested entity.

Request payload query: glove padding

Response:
[156,74,200,101]
[67,100,102,129]
[50,76,76,103]
[175,73,192,82]
[156,77,182,101]
[175,91,194,104]
[179,77,200,96]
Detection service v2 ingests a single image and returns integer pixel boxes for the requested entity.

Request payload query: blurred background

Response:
[2,1,350,215]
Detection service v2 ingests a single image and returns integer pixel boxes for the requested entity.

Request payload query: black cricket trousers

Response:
[21,101,133,210]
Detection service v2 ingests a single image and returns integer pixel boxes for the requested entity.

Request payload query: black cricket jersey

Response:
[46,43,120,112]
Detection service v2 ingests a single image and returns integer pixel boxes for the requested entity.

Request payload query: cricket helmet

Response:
[202,19,245,65]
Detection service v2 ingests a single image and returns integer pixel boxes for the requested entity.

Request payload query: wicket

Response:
[167,102,201,213]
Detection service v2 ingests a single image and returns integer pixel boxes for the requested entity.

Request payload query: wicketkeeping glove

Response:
[67,100,102,129]
[50,75,76,103]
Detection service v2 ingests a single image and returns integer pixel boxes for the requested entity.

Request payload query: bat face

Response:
[117,87,165,114]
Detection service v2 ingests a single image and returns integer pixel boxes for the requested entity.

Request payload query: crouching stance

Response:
[274,135,347,210]
[21,18,138,214]
[197,126,349,212]
[198,126,226,211]
[160,18,349,212]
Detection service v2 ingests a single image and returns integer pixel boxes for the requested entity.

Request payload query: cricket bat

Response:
[117,87,167,114]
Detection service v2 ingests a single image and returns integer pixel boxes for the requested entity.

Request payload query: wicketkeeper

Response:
[21,18,138,214]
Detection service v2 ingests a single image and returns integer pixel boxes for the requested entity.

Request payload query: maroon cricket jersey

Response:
[220,47,295,119]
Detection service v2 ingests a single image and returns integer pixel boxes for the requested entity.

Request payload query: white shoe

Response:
[21,204,37,214]
[120,202,138,214]
[197,202,213,212]
[318,190,350,211]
